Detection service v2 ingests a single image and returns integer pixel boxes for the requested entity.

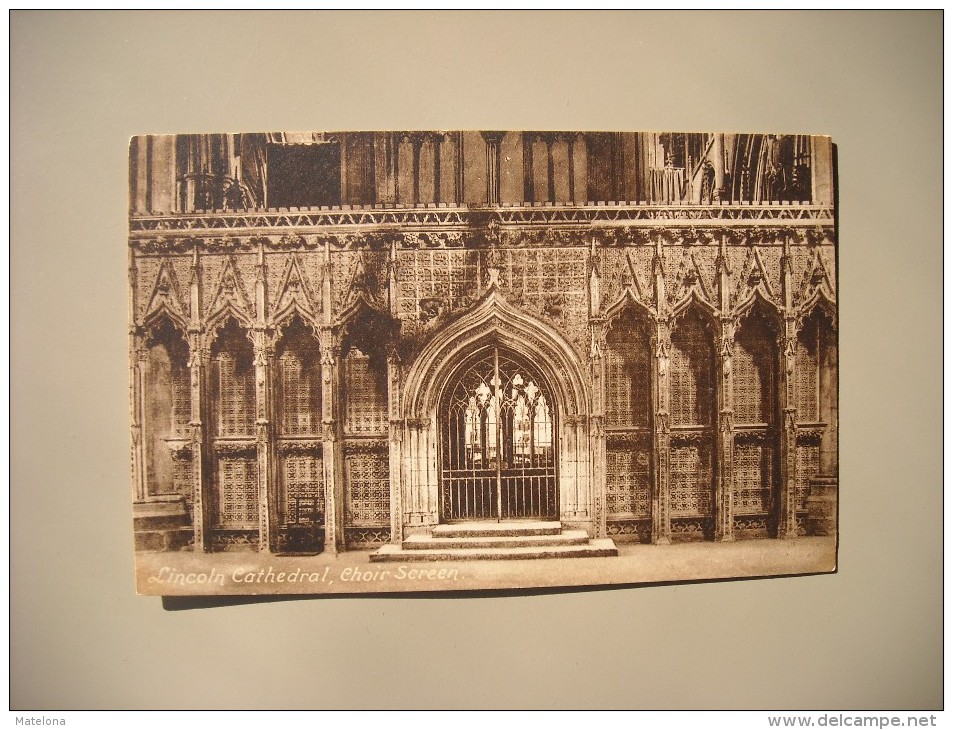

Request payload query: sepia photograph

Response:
[129,130,838,595]
[13,8,940,714]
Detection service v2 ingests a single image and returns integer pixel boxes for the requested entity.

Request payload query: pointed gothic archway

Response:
[397,285,592,536]
[440,345,558,521]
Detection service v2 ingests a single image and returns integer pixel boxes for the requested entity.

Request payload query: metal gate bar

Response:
[441,347,557,521]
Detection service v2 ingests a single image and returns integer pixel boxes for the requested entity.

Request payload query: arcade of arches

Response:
[130,131,837,555]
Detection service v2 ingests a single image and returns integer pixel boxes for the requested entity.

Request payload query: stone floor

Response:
[135,536,837,598]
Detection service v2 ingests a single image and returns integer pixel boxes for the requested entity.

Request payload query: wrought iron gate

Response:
[440,347,558,521]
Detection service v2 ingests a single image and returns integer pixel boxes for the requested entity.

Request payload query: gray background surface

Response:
[10,11,942,709]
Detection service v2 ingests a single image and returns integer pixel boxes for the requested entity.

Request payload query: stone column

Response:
[319,328,345,555]
[714,235,735,541]
[252,329,275,552]
[481,132,506,205]
[187,242,209,550]
[410,134,424,205]
[405,417,435,528]
[431,134,442,204]
[385,237,404,544]
[129,251,146,502]
[651,238,672,544]
[714,318,735,542]
[567,134,577,203]
[819,333,838,476]
[522,132,534,203]
[131,342,148,502]
[387,352,404,545]
[808,324,838,536]
[712,133,726,198]
[251,243,275,552]
[811,136,834,206]
[652,318,672,545]
[454,132,465,204]
[778,318,800,539]
[187,333,210,552]
[590,321,607,539]
[545,135,556,203]
[374,132,397,205]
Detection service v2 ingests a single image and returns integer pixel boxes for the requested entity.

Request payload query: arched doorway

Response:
[439,345,558,522]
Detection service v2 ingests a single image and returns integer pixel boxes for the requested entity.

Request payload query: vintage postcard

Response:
[129,131,837,596]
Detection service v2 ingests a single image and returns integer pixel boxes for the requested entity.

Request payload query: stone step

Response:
[402,529,590,550]
[370,539,619,562]
[431,521,562,538]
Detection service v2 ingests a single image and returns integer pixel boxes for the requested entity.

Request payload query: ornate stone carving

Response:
[719,410,734,434]
[669,250,716,311]
[342,439,388,455]
[733,428,771,444]
[204,236,254,253]
[204,255,255,326]
[418,297,444,323]
[784,408,798,431]
[142,258,189,328]
[165,440,193,460]
[130,205,835,238]
[796,426,826,443]
[271,254,321,327]
[670,428,712,445]
[606,430,651,447]
[277,440,323,455]
[214,441,257,456]
[590,415,605,439]
[132,236,200,255]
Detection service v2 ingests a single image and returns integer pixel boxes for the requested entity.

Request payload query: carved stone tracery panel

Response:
[670,310,715,428]
[343,348,388,436]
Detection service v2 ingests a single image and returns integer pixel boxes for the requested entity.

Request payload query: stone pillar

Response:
[405,418,435,528]
[454,131,465,204]
[252,243,275,552]
[590,320,607,539]
[778,318,800,539]
[651,237,672,544]
[187,244,208,550]
[131,342,148,502]
[129,251,146,501]
[819,333,838,476]
[386,237,404,545]
[714,235,735,541]
[374,132,397,205]
[568,134,577,203]
[481,132,506,205]
[588,241,607,538]
[252,329,275,552]
[522,133,534,202]
[187,334,210,552]
[714,319,735,542]
[319,328,345,555]
[432,134,442,203]
[387,352,404,545]
[712,133,726,198]
[559,414,589,525]
[653,318,672,545]
[546,135,556,203]
[807,323,838,536]
[410,134,424,205]
[179,134,228,212]
[811,136,834,206]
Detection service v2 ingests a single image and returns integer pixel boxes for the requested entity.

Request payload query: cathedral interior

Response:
[128,131,837,556]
